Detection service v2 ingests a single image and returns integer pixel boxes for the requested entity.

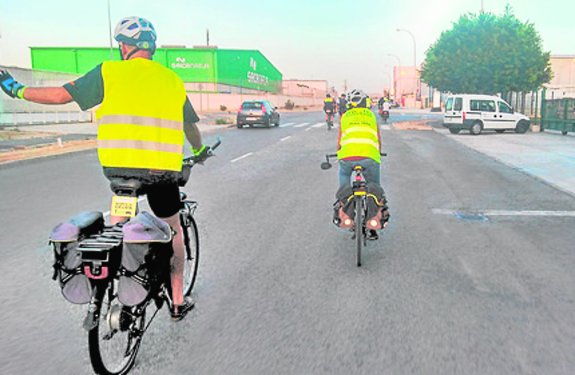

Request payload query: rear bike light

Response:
[344,219,352,226]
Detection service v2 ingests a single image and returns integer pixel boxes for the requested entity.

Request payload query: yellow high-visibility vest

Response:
[96,58,186,171]
[337,108,380,163]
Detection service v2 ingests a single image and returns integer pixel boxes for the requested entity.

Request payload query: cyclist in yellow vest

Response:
[337,89,381,187]
[0,16,204,321]
[336,89,388,239]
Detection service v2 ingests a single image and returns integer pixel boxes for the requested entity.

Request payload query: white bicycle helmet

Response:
[346,89,368,108]
[114,16,157,50]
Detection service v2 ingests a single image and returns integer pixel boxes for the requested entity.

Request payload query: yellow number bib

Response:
[110,196,138,218]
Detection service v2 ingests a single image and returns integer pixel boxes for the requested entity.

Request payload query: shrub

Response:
[215,118,231,125]
[284,99,295,110]
[219,105,227,111]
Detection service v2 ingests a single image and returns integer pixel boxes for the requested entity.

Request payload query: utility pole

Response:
[206,29,210,46]
[107,0,113,60]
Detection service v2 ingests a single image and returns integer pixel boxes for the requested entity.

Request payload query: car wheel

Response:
[264,118,271,128]
[275,115,280,127]
[449,128,461,134]
[470,121,483,135]
[515,120,529,134]
[237,123,243,129]
[562,130,568,135]
[495,129,505,133]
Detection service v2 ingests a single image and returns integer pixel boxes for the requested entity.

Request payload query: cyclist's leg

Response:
[357,158,381,186]
[338,159,353,188]
[147,183,186,307]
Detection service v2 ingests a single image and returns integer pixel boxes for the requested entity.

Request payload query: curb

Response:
[0,139,97,165]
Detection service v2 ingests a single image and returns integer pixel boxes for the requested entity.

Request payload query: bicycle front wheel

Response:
[355,197,363,267]
[88,281,146,375]
[182,215,200,297]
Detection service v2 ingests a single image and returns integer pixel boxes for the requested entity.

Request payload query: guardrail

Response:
[0,111,93,127]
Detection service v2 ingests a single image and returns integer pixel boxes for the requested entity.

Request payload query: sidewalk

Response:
[433,127,575,197]
[0,114,232,164]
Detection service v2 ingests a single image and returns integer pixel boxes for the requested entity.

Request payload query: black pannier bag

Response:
[333,183,389,229]
[49,211,105,304]
[118,212,173,306]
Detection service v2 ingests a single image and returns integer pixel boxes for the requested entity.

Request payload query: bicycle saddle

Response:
[109,178,145,196]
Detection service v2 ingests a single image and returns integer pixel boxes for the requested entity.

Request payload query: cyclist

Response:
[335,89,389,239]
[0,16,204,321]
[323,93,336,127]
[338,93,347,118]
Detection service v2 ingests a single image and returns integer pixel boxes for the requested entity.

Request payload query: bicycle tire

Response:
[181,214,200,297]
[88,281,146,375]
[355,197,363,267]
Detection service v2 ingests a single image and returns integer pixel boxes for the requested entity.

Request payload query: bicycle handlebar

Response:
[183,137,222,166]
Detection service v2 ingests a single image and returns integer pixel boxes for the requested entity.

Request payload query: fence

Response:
[540,86,575,134]
[0,65,93,126]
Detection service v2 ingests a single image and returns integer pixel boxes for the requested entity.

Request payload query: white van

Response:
[443,94,530,135]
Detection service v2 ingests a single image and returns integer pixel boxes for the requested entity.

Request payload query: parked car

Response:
[236,100,280,128]
[443,94,530,135]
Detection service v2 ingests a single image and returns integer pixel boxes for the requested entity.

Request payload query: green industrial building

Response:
[30,47,283,93]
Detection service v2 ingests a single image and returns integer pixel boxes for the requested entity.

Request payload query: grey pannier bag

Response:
[118,212,173,306]
[49,211,104,304]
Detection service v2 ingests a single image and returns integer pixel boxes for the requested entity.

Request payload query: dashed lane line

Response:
[231,152,254,163]
[280,122,295,127]
[433,208,575,217]
[294,122,310,128]
[280,136,292,142]
[312,122,325,128]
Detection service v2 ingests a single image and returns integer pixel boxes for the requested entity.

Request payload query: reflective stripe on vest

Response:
[337,108,380,163]
[96,59,186,171]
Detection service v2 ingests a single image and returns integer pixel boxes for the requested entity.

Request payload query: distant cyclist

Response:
[0,16,204,321]
[338,93,348,117]
[323,93,336,129]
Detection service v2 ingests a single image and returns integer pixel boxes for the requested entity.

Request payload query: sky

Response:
[0,0,574,93]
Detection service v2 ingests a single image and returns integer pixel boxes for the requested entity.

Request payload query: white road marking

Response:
[280,122,295,127]
[294,122,310,128]
[312,122,325,128]
[433,208,575,217]
[280,136,292,142]
[231,152,254,163]
[305,127,313,132]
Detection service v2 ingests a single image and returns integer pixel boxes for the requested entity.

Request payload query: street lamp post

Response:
[107,0,114,60]
[396,28,419,105]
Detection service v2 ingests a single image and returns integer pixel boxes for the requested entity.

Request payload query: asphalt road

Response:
[1,110,574,375]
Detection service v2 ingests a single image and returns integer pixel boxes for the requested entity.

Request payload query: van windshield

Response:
[445,98,453,111]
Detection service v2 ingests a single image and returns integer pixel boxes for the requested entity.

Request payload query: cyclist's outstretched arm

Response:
[20,87,74,105]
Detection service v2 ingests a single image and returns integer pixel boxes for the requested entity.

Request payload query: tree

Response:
[420,6,552,94]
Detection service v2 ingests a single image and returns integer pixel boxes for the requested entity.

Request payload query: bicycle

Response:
[325,110,335,130]
[321,152,387,267]
[49,140,220,375]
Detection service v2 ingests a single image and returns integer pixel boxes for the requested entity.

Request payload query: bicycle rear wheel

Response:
[355,197,363,267]
[88,281,146,375]
[182,214,200,297]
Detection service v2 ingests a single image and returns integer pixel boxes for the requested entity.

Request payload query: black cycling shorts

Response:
[146,183,181,218]
[103,167,182,218]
